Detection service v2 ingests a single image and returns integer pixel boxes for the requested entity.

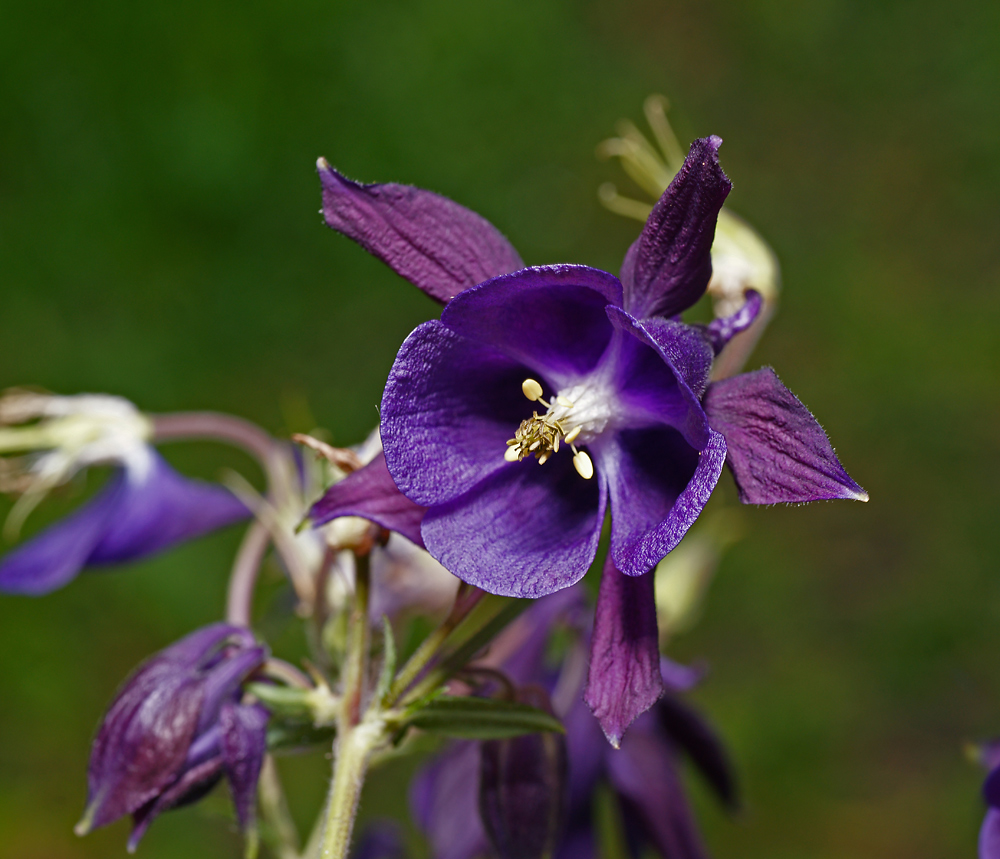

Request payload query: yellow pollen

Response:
[521,379,544,401]
[564,426,582,444]
[573,451,594,480]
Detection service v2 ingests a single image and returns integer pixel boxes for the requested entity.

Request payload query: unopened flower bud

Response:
[76,624,269,852]
[479,687,567,859]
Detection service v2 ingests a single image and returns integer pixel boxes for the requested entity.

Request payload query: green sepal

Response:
[401,695,565,740]
[247,682,316,719]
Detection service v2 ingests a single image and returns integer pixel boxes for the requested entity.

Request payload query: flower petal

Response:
[703,367,868,503]
[704,289,763,355]
[318,160,524,304]
[220,702,268,832]
[583,560,663,748]
[600,427,726,577]
[420,451,605,599]
[983,808,1000,859]
[607,730,709,859]
[310,451,428,547]
[605,307,713,449]
[381,321,536,507]
[441,265,623,387]
[619,137,731,319]
[88,451,250,563]
[410,742,490,859]
[657,695,738,809]
[0,472,124,595]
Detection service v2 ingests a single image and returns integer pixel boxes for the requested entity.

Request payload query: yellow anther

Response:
[564,426,582,444]
[537,451,551,465]
[573,451,594,480]
[556,395,575,408]
[528,440,541,451]
[521,379,544,401]
[504,446,520,462]
[552,436,560,453]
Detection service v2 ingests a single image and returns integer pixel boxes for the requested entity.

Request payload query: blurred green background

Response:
[1,0,998,857]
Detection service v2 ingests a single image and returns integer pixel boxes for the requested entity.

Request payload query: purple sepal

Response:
[619,137,731,319]
[584,560,663,748]
[661,657,706,694]
[318,160,523,304]
[0,451,250,596]
[986,767,1000,809]
[982,809,1000,859]
[607,729,709,859]
[310,451,428,548]
[220,702,269,832]
[658,696,738,809]
[79,624,268,849]
[703,368,868,504]
[704,289,763,355]
[479,688,568,859]
[352,820,409,859]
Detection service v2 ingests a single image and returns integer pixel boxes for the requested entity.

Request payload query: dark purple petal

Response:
[0,472,125,595]
[656,696,738,809]
[600,427,726,577]
[619,137,731,319]
[353,820,409,859]
[583,560,663,748]
[89,451,250,563]
[220,703,268,832]
[420,451,605,599]
[159,623,257,671]
[703,367,868,504]
[128,756,224,852]
[500,588,588,687]
[607,730,709,859]
[381,320,533,507]
[705,289,763,355]
[606,307,713,449]
[441,265,622,386]
[986,767,1000,809]
[982,809,1000,859]
[553,826,596,859]
[660,657,705,694]
[83,667,205,830]
[410,742,490,859]
[196,645,267,733]
[318,160,524,304]
[479,690,568,859]
[310,451,427,547]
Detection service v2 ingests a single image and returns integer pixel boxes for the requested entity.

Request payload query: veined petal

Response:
[441,265,623,387]
[606,307,713,449]
[420,452,605,599]
[619,137,731,319]
[381,321,535,507]
[600,427,726,577]
[583,561,663,748]
[0,472,125,595]
[318,160,524,304]
[607,730,709,859]
[703,367,868,504]
[310,451,427,547]
[88,451,250,563]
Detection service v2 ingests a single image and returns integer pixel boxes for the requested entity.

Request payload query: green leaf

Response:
[247,682,316,718]
[402,695,565,740]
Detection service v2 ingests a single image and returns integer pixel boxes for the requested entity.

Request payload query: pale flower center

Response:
[503,378,614,480]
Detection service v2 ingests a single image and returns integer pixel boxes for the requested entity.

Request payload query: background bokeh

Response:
[1,1,998,857]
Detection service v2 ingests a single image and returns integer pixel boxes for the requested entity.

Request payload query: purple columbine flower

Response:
[75,623,269,852]
[411,590,735,859]
[0,392,250,596]
[976,741,1000,858]
[318,139,865,742]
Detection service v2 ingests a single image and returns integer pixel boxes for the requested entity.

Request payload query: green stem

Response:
[318,721,383,859]
[258,755,301,859]
[342,553,371,726]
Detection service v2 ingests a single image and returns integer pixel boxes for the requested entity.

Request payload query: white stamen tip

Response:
[504,446,520,462]
[564,426,582,444]
[521,379,544,401]
[573,451,594,480]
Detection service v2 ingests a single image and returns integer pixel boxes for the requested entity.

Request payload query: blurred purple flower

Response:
[0,393,249,596]
[977,741,1000,858]
[75,623,269,852]
[318,139,865,742]
[411,591,735,859]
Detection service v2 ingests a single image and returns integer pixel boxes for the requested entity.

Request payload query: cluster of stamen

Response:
[504,379,594,480]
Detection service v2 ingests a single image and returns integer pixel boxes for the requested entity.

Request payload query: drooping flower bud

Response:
[478,687,567,859]
[75,623,269,852]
